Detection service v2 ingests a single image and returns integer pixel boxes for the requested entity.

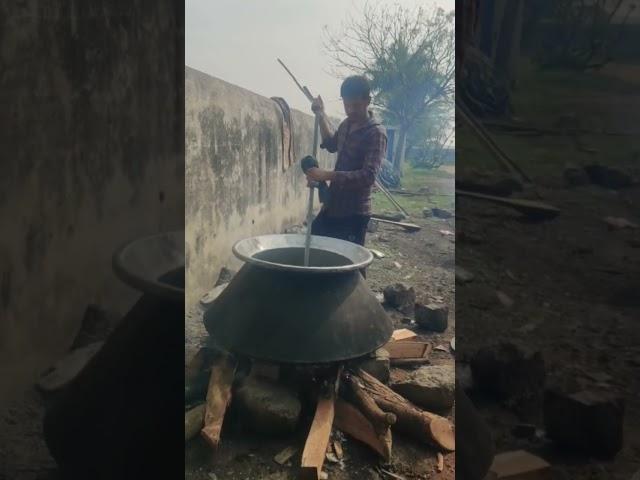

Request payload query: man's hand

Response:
[311,95,325,115]
[306,167,334,183]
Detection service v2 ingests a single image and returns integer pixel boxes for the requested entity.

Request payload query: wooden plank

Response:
[489,450,551,479]
[391,329,417,342]
[200,355,237,450]
[300,393,336,480]
[390,357,431,367]
[456,190,559,220]
[333,440,343,460]
[371,212,405,222]
[334,399,391,461]
[384,341,431,359]
[370,216,422,232]
[274,446,298,465]
[374,180,410,218]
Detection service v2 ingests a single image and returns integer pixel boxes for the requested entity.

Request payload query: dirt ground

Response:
[0,390,56,480]
[185,169,456,480]
[456,61,640,479]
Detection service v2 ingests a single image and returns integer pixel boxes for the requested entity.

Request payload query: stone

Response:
[383,283,416,314]
[456,267,475,284]
[235,376,301,435]
[389,365,455,411]
[584,164,633,189]
[563,166,589,187]
[358,348,390,383]
[273,446,298,465]
[496,291,514,308]
[415,303,449,333]
[367,219,379,233]
[488,450,551,479]
[432,208,453,219]
[543,388,624,457]
[215,267,237,287]
[391,328,417,342]
[470,342,545,403]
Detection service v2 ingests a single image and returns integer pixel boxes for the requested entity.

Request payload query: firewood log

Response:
[343,372,396,435]
[356,369,455,452]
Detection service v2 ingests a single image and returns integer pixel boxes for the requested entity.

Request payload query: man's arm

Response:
[311,96,338,152]
[330,128,387,189]
[317,111,333,142]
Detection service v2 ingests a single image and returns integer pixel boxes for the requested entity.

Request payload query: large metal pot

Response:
[43,231,184,479]
[204,234,393,364]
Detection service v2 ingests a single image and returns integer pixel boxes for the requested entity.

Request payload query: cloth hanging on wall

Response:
[270,97,295,172]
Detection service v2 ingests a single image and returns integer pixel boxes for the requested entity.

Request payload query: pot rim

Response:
[112,230,184,301]
[232,234,373,273]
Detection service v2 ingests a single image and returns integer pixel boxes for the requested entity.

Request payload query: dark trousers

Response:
[311,210,370,277]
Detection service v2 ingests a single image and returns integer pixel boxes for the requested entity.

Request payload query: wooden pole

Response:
[200,355,237,449]
[300,371,339,480]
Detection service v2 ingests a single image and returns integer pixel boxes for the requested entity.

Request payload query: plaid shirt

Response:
[320,113,387,217]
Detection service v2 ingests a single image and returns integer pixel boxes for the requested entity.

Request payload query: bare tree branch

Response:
[323,2,454,173]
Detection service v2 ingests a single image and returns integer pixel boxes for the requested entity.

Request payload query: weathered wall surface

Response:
[0,1,184,410]
[185,67,335,307]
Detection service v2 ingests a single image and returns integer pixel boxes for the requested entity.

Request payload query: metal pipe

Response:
[304,115,321,266]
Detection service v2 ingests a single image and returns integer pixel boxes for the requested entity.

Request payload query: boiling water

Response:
[253,247,352,267]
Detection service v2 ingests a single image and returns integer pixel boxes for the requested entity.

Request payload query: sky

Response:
[185,0,455,118]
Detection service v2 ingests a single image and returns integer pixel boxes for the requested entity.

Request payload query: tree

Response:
[324,3,455,175]
[529,0,637,70]
[407,102,454,170]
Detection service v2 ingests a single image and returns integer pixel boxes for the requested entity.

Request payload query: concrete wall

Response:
[185,67,335,308]
[0,1,184,410]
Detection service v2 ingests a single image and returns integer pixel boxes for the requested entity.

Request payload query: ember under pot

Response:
[203,234,393,364]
